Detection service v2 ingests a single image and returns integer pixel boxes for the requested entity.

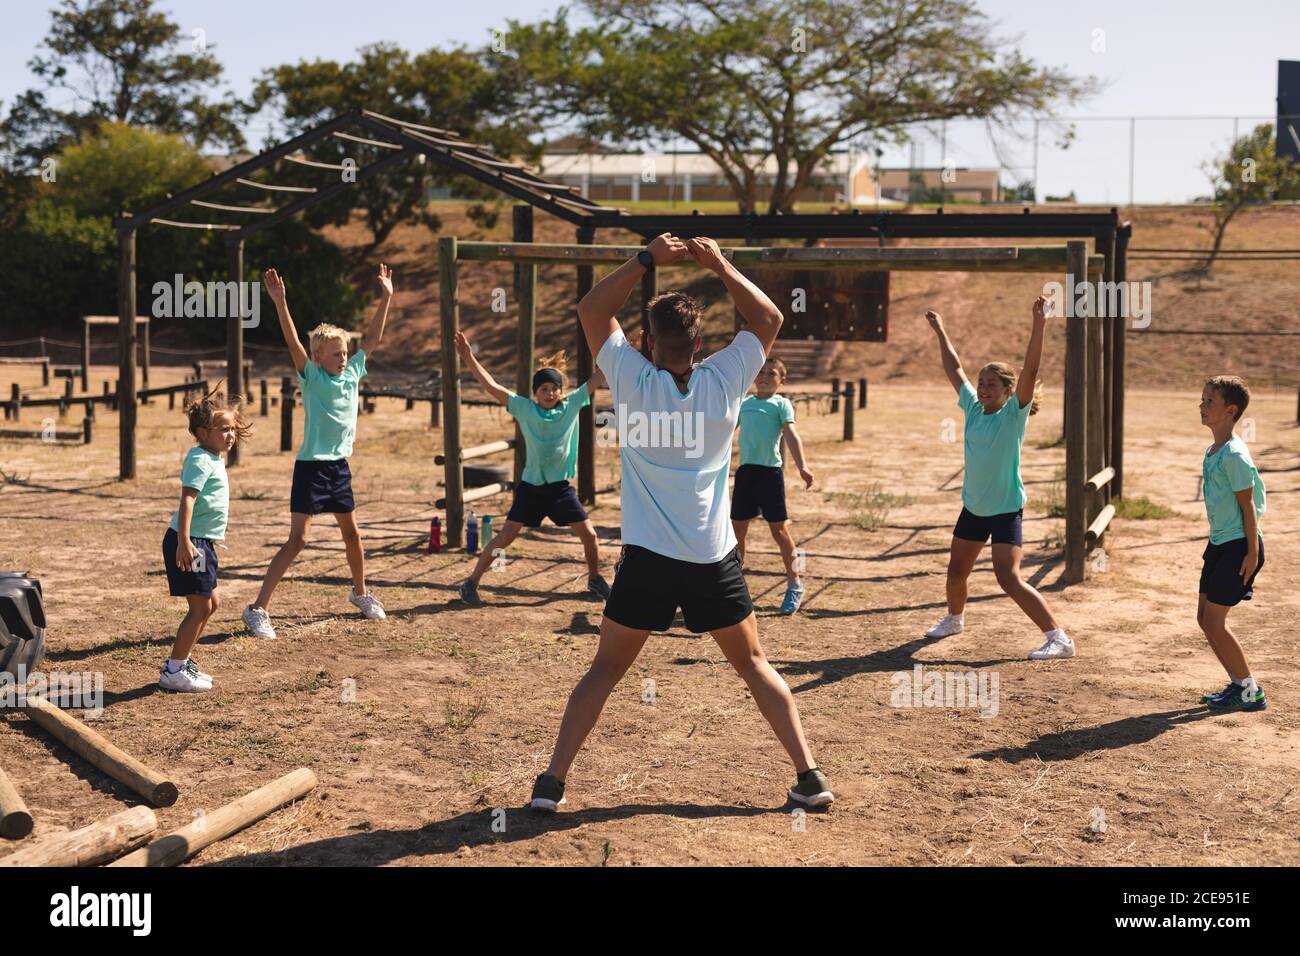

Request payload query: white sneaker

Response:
[1029,631,1076,660]
[159,663,212,693]
[242,604,277,639]
[349,590,386,620]
[925,613,965,638]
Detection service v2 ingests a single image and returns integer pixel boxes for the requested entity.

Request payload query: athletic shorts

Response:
[953,507,1023,547]
[1200,535,1264,607]
[290,459,355,515]
[731,464,788,522]
[603,544,753,634]
[506,480,587,527]
[162,527,218,597]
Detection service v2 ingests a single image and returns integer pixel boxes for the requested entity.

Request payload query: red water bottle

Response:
[428,516,441,553]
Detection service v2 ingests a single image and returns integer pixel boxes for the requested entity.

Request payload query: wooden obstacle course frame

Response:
[83,315,150,394]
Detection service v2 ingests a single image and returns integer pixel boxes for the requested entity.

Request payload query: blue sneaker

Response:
[779,582,805,615]
[1202,680,1267,711]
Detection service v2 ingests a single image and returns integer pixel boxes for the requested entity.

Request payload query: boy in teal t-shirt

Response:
[924,298,1075,661]
[160,388,250,693]
[452,333,609,607]
[731,357,814,614]
[1195,375,1267,711]
[241,264,395,641]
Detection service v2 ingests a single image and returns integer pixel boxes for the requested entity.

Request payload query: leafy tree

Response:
[1201,124,1300,272]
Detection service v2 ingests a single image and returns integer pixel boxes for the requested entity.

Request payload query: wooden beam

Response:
[514,204,535,485]
[0,767,33,840]
[435,438,516,465]
[435,481,512,510]
[1085,466,1116,493]
[439,236,464,548]
[1064,240,1089,585]
[0,806,156,867]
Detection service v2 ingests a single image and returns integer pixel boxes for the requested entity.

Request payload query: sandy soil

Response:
[1,360,1296,866]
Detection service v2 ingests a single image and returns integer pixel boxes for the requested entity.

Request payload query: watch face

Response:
[638,250,654,267]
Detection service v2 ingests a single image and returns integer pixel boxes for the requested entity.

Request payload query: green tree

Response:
[1202,124,1300,272]
[1,0,243,170]
[498,0,1096,213]
[250,43,538,250]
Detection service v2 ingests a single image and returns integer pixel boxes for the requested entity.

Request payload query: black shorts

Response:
[953,507,1023,547]
[162,527,218,597]
[290,459,355,515]
[604,544,753,634]
[506,480,588,527]
[731,464,788,522]
[1200,535,1264,607]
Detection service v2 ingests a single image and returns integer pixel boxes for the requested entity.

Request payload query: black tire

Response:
[0,572,46,680]
[463,464,509,489]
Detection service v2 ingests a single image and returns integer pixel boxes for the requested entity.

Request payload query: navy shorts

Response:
[290,459,355,515]
[604,545,753,634]
[953,507,1024,547]
[506,480,588,527]
[1200,535,1264,607]
[731,464,788,522]
[162,527,218,597]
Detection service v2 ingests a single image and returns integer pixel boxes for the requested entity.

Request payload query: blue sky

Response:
[1,0,1296,202]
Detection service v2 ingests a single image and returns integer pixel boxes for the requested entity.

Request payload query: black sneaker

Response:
[789,768,834,808]
[457,578,483,607]
[1203,681,1267,711]
[530,773,566,812]
[587,574,611,600]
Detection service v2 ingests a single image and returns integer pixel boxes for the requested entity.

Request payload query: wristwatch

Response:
[636,249,655,269]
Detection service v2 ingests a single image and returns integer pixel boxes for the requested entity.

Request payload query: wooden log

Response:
[0,806,156,867]
[439,236,464,548]
[109,768,318,867]
[0,767,33,840]
[1063,241,1089,585]
[1085,466,1115,493]
[1084,503,1116,549]
[23,694,179,807]
[435,438,515,465]
[435,481,511,510]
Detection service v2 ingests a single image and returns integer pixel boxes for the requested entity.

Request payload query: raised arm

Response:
[926,310,968,395]
[453,332,511,406]
[578,233,688,359]
[361,263,393,356]
[1016,295,1049,409]
[687,238,783,354]
[263,268,309,374]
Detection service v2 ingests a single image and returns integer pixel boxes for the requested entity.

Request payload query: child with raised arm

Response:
[924,296,1074,660]
[240,265,393,640]
[160,389,251,692]
[1196,375,1267,710]
[452,333,609,605]
[732,356,816,614]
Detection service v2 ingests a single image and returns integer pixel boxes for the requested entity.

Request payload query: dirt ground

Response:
[0,362,1297,866]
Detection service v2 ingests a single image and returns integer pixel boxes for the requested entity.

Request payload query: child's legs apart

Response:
[545,617,651,781]
[333,510,366,593]
[710,613,815,773]
[768,520,799,581]
[469,520,524,583]
[254,513,313,610]
[569,519,601,576]
[1199,597,1251,681]
[946,537,984,615]
[990,543,1058,631]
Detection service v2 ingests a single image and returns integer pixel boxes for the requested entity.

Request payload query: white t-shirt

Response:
[596,327,767,563]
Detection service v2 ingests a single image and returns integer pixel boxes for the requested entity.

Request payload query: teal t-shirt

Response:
[296,350,366,461]
[507,382,590,485]
[959,381,1032,517]
[1203,436,1266,545]
[738,394,795,467]
[168,446,228,541]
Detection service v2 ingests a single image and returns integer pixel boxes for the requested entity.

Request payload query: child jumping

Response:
[160,388,252,692]
[452,333,609,605]
[241,265,393,640]
[924,297,1074,660]
[1196,375,1267,710]
[732,356,815,614]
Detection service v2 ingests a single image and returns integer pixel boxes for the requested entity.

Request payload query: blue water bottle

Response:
[466,512,479,555]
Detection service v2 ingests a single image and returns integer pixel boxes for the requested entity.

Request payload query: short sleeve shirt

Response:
[738,394,795,467]
[507,382,590,485]
[1203,436,1266,544]
[958,381,1033,517]
[297,349,366,461]
[169,446,228,541]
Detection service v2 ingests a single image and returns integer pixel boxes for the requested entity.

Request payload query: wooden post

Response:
[118,227,137,480]
[514,205,536,485]
[0,767,33,839]
[80,318,90,392]
[1111,222,1130,499]
[0,806,156,867]
[641,262,658,340]
[84,398,94,421]
[843,381,855,440]
[830,377,840,413]
[1086,255,1105,550]
[141,316,151,390]
[1064,240,1089,584]
[9,383,19,422]
[109,768,317,868]
[24,694,179,806]
[226,238,244,467]
[405,396,413,411]
[575,225,596,506]
[858,377,867,408]
[439,236,465,548]
[430,391,440,428]
[280,376,294,452]
[1097,227,1116,508]
[260,378,268,417]
[83,416,92,444]
[63,376,73,399]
